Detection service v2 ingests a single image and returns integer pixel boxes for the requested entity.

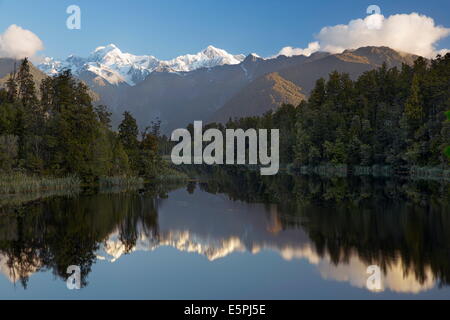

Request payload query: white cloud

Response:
[0,25,44,59]
[275,13,450,58]
[436,48,450,56]
[276,41,320,58]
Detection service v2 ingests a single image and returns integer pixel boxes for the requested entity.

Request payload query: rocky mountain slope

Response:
[210,72,306,122]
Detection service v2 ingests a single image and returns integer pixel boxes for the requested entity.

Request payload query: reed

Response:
[0,173,81,195]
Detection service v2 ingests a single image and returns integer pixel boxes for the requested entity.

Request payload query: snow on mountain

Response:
[160,45,246,72]
[38,57,63,75]
[38,44,246,86]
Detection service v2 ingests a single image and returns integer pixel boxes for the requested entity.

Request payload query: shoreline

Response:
[1,165,448,197]
[0,171,189,196]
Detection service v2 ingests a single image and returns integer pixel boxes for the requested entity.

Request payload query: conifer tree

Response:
[119,111,140,172]
[16,58,38,107]
[445,111,450,160]
[404,74,424,132]
[5,73,18,103]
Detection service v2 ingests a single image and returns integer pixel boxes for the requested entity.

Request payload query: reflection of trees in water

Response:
[199,168,450,287]
[0,184,172,288]
[1,173,449,289]
[118,194,160,253]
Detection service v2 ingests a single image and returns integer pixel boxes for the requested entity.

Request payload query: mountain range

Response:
[89,45,417,132]
[38,44,246,86]
[1,45,420,133]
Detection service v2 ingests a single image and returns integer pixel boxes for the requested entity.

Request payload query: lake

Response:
[0,173,449,299]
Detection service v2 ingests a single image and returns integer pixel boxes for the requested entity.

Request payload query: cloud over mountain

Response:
[275,42,320,58]
[0,25,44,59]
[277,13,450,58]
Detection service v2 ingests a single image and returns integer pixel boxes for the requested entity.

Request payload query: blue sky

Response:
[0,0,449,59]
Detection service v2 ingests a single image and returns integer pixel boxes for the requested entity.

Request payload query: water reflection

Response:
[0,174,449,297]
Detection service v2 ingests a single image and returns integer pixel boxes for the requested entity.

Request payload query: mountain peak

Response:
[344,46,395,55]
[160,46,245,72]
[201,45,237,59]
[343,46,419,59]
[203,45,221,52]
[243,53,263,64]
[339,46,419,67]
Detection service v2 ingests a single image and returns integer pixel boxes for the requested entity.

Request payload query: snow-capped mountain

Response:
[160,45,245,72]
[38,44,246,86]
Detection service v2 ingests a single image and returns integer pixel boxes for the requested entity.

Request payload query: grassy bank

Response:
[0,169,189,197]
[0,173,81,195]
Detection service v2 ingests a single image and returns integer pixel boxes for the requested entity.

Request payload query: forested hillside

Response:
[2,53,448,187]
[0,59,171,184]
[211,54,450,170]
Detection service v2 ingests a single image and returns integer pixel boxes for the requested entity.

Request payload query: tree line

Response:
[197,169,450,286]
[2,55,448,182]
[206,54,450,170]
[0,58,163,183]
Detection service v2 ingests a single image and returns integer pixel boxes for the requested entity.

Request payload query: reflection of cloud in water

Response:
[317,254,436,294]
[96,189,438,294]
[0,253,40,283]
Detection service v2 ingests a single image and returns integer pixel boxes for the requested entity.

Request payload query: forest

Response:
[0,54,449,191]
[200,54,450,173]
[0,58,179,187]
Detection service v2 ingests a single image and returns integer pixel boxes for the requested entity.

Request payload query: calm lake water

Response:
[0,173,449,299]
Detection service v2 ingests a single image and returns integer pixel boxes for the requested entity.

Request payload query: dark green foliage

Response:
[445,111,450,160]
[118,112,167,178]
[118,111,140,172]
[0,59,180,182]
[0,135,18,172]
[0,57,168,182]
[95,104,112,128]
[221,104,299,165]
[5,73,18,103]
[0,59,133,181]
[16,58,38,108]
[211,54,449,170]
[290,55,450,169]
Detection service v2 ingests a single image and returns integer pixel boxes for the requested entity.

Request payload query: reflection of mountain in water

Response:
[96,187,443,294]
[0,175,449,294]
